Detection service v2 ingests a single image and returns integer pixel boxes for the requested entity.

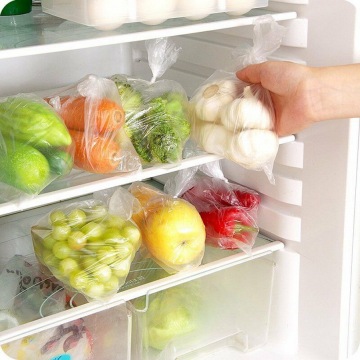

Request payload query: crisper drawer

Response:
[130,256,275,360]
[0,301,132,360]
[41,0,268,31]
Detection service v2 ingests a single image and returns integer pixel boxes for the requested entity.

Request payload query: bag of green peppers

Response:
[0,93,74,202]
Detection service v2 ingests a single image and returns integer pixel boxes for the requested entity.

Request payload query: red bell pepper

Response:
[199,206,259,249]
[182,185,260,210]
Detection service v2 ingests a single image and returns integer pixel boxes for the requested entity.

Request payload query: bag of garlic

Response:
[189,15,287,183]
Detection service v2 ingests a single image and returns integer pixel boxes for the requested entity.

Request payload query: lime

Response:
[0,141,50,194]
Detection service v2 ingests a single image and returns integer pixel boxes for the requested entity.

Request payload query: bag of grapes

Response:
[31,195,141,301]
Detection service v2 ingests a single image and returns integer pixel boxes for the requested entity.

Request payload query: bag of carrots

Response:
[46,75,142,174]
[109,38,191,166]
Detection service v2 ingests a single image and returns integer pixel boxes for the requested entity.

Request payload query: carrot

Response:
[69,129,121,173]
[47,96,125,134]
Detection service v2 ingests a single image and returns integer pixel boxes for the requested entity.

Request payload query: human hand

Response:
[236,61,318,136]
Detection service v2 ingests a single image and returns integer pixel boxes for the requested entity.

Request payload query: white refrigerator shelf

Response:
[0,8,297,59]
[0,135,295,217]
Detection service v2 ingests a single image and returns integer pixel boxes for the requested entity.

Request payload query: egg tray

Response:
[41,0,268,31]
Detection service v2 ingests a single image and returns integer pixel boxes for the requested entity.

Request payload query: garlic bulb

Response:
[191,79,240,123]
[229,129,278,169]
[137,0,177,25]
[176,0,217,20]
[225,0,256,15]
[220,86,273,132]
[87,0,129,30]
[197,122,231,156]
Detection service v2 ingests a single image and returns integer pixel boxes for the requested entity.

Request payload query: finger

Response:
[236,64,263,84]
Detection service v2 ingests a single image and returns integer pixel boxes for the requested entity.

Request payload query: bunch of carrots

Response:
[47,95,125,173]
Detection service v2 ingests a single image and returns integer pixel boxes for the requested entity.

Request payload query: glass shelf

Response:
[0,8,297,59]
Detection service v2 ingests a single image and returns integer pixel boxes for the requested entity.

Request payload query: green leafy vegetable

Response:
[125,91,190,164]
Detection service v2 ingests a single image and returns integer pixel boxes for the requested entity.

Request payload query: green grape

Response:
[97,245,119,265]
[52,241,73,260]
[49,210,67,225]
[84,281,105,299]
[67,230,87,250]
[67,208,87,228]
[120,223,141,250]
[58,258,79,277]
[81,221,105,241]
[69,270,90,290]
[104,275,120,293]
[111,259,131,278]
[91,263,112,283]
[42,234,57,250]
[52,223,71,241]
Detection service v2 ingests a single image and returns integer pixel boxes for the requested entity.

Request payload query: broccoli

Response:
[121,88,191,164]
[111,75,143,114]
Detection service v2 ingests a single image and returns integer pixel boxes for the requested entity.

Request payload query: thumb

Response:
[236,64,263,84]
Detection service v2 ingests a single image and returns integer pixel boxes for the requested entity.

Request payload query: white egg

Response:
[87,0,129,30]
[136,0,177,25]
[176,0,217,20]
[225,0,256,16]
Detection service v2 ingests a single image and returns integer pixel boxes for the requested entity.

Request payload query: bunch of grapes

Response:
[31,201,141,300]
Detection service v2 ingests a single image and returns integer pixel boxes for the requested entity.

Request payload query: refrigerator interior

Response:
[0,0,359,359]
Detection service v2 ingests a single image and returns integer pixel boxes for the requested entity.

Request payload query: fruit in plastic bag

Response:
[32,201,141,300]
[0,140,50,194]
[129,182,205,272]
[0,97,72,148]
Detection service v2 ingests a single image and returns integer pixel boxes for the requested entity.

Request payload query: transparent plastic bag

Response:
[110,38,191,166]
[165,162,260,252]
[189,15,287,183]
[46,74,142,174]
[31,198,141,301]
[0,93,73,203]
[2,318,93,360]
[132,282,203,353]
[128,181,206,273]
[0,255,67,330]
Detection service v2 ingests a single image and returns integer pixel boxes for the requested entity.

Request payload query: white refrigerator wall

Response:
[142,1,360,359]
[0,1,359,359]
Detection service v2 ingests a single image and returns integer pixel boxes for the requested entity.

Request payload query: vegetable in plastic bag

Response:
[46,74,142,174]
[165,162,260,252]
[128,181,206,273]
[31,198,141,301]
[0,94,73,202]
[189,16,287,183]
[110,38,191,165]
[133,282,202,351]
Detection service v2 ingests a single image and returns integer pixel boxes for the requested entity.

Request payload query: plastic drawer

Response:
[41,0,268,31]
[130,256,275,359]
